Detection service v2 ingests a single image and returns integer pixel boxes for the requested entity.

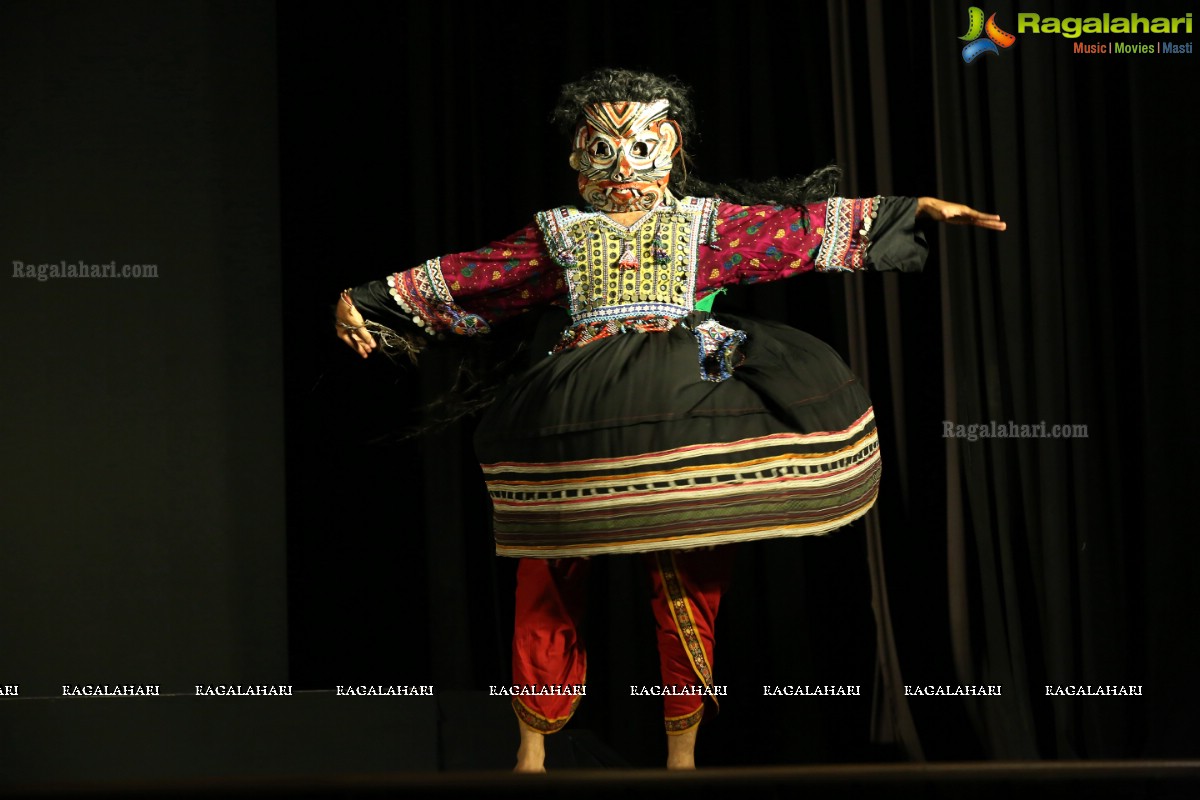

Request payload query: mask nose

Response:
[609,150,634,182]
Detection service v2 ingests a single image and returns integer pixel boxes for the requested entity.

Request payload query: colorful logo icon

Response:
[960,7,1016,62]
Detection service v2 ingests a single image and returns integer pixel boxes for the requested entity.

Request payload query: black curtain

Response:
[281,0,1199,767]
[926,0,1199,759]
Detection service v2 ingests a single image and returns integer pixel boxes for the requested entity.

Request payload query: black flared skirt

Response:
[475,312,880,557]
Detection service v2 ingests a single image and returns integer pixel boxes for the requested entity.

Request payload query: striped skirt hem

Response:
[484,411,881,558]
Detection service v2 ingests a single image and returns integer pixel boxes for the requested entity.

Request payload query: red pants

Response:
[511,547,734,735]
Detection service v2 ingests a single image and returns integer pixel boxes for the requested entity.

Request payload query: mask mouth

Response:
[605,185,642,199]
[580,176,666,211]
[593,180,651,195]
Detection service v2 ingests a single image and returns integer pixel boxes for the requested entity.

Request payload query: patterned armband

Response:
[815,196,882,272]
[387,258,491,337]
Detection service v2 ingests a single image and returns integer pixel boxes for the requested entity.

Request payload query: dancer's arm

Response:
[334,223,566,359]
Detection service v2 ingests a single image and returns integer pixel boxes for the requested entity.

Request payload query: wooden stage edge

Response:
[5,760,1199,798]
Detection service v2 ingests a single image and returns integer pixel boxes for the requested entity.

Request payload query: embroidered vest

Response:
[535,196,720,326]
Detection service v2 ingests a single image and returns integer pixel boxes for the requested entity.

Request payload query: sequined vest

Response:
[535,196,720,328]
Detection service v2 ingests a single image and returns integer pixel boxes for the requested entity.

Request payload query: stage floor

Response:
[1,690,1196,798]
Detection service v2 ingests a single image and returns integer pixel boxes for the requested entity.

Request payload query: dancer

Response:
[333,68,1004,771]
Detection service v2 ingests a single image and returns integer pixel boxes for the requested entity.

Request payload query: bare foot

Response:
[666,724,698,769]
[514,720,547,773]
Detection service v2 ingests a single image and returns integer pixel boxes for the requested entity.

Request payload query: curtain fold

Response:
[825,0,1186,760]
[828,0,924,762]
[927,0,1184,758]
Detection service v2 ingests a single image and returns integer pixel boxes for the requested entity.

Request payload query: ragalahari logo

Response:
[960,7,1017,62]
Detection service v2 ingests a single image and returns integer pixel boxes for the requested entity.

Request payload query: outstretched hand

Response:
[335,290,377,358]
[917,197,1006,231]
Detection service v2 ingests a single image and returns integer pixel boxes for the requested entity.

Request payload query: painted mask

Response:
[570,99,681,213]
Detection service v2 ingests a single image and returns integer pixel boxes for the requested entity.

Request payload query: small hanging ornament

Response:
[652,233,670,266]
[651,213,670,266]
[618,240,639,270]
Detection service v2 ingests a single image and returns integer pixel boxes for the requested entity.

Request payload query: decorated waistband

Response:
[553,308,748,384]
[553,315,680,353]
[572,301,691,327]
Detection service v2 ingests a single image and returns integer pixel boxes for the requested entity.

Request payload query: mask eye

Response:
[589,140,613,158]
[632,141,650,158]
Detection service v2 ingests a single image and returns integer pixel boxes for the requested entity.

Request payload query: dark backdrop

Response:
[0,0,1195,777]
[1,1,286,695]
[281,0,1200,766]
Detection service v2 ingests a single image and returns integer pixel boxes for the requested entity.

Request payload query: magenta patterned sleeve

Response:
[349,223,567,338]
[697,197,885,292]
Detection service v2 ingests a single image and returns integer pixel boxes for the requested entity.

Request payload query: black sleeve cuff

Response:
[347,279,418,332]
[867,196,929,273]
